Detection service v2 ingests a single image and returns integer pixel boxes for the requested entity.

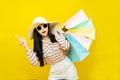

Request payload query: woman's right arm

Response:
[26,46,39,66]
[15,35,39,66]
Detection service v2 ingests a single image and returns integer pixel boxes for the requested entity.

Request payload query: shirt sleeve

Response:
[55,35,70,51]
[26,48,39,66]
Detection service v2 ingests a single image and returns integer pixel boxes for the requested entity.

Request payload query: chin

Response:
[42,34,48,37]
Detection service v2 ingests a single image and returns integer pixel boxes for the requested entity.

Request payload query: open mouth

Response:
[42,31,46,33]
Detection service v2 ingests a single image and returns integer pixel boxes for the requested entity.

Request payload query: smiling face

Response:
[36,23,48,37]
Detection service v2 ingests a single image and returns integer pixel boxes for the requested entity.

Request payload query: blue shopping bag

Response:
[65,34,90,62]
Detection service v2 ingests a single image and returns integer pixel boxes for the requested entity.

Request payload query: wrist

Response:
[25,44,30,51]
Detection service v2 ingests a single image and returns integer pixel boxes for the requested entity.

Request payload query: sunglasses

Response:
[36,24,48,30]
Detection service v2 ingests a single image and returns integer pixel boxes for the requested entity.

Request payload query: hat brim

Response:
[28,22,59,39]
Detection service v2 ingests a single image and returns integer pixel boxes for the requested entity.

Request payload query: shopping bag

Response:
[65,34,90,62]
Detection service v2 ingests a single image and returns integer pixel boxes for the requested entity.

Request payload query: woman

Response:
[16,17,79,80]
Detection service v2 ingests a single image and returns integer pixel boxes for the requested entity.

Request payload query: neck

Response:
[42,35,49,40]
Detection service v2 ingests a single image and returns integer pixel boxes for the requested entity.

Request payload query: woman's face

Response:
[36,23,48,37]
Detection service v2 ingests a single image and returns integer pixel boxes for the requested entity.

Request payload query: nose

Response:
[41,26,45,30]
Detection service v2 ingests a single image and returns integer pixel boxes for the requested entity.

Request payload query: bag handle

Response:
[61,25,68,32]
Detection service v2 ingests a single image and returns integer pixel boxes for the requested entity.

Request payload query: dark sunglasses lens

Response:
[43,24,47,28]
[37,26,41,30]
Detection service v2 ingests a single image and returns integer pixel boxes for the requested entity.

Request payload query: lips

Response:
[42,31,46,33]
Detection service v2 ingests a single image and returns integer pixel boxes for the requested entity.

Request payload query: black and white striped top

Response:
[26,35,70,66]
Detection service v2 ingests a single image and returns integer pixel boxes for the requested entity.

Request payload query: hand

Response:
[15,35,29,49]
[64,31,70,35]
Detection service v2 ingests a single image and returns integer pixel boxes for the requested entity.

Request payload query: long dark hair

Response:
[33,24,57,67]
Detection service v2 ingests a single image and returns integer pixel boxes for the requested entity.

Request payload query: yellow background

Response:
[0,0,120,80]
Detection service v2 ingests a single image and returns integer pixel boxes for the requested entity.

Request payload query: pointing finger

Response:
[15,35,22,41]
[22,36,25,40]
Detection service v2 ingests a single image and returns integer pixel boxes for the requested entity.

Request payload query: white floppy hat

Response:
[28,17,59,39]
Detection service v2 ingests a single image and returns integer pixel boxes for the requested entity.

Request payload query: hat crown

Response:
[32,17,47,24]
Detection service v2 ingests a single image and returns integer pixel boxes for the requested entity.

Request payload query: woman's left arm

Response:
[53,26,70,51]
[56,35,70,50]
[55,33,70,51]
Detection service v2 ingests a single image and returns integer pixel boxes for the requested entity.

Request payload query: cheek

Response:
[38,30,43,35]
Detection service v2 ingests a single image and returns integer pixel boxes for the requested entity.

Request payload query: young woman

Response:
[16,17,79,80]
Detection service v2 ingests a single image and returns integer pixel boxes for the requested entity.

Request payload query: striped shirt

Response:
[26,35,70,66]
